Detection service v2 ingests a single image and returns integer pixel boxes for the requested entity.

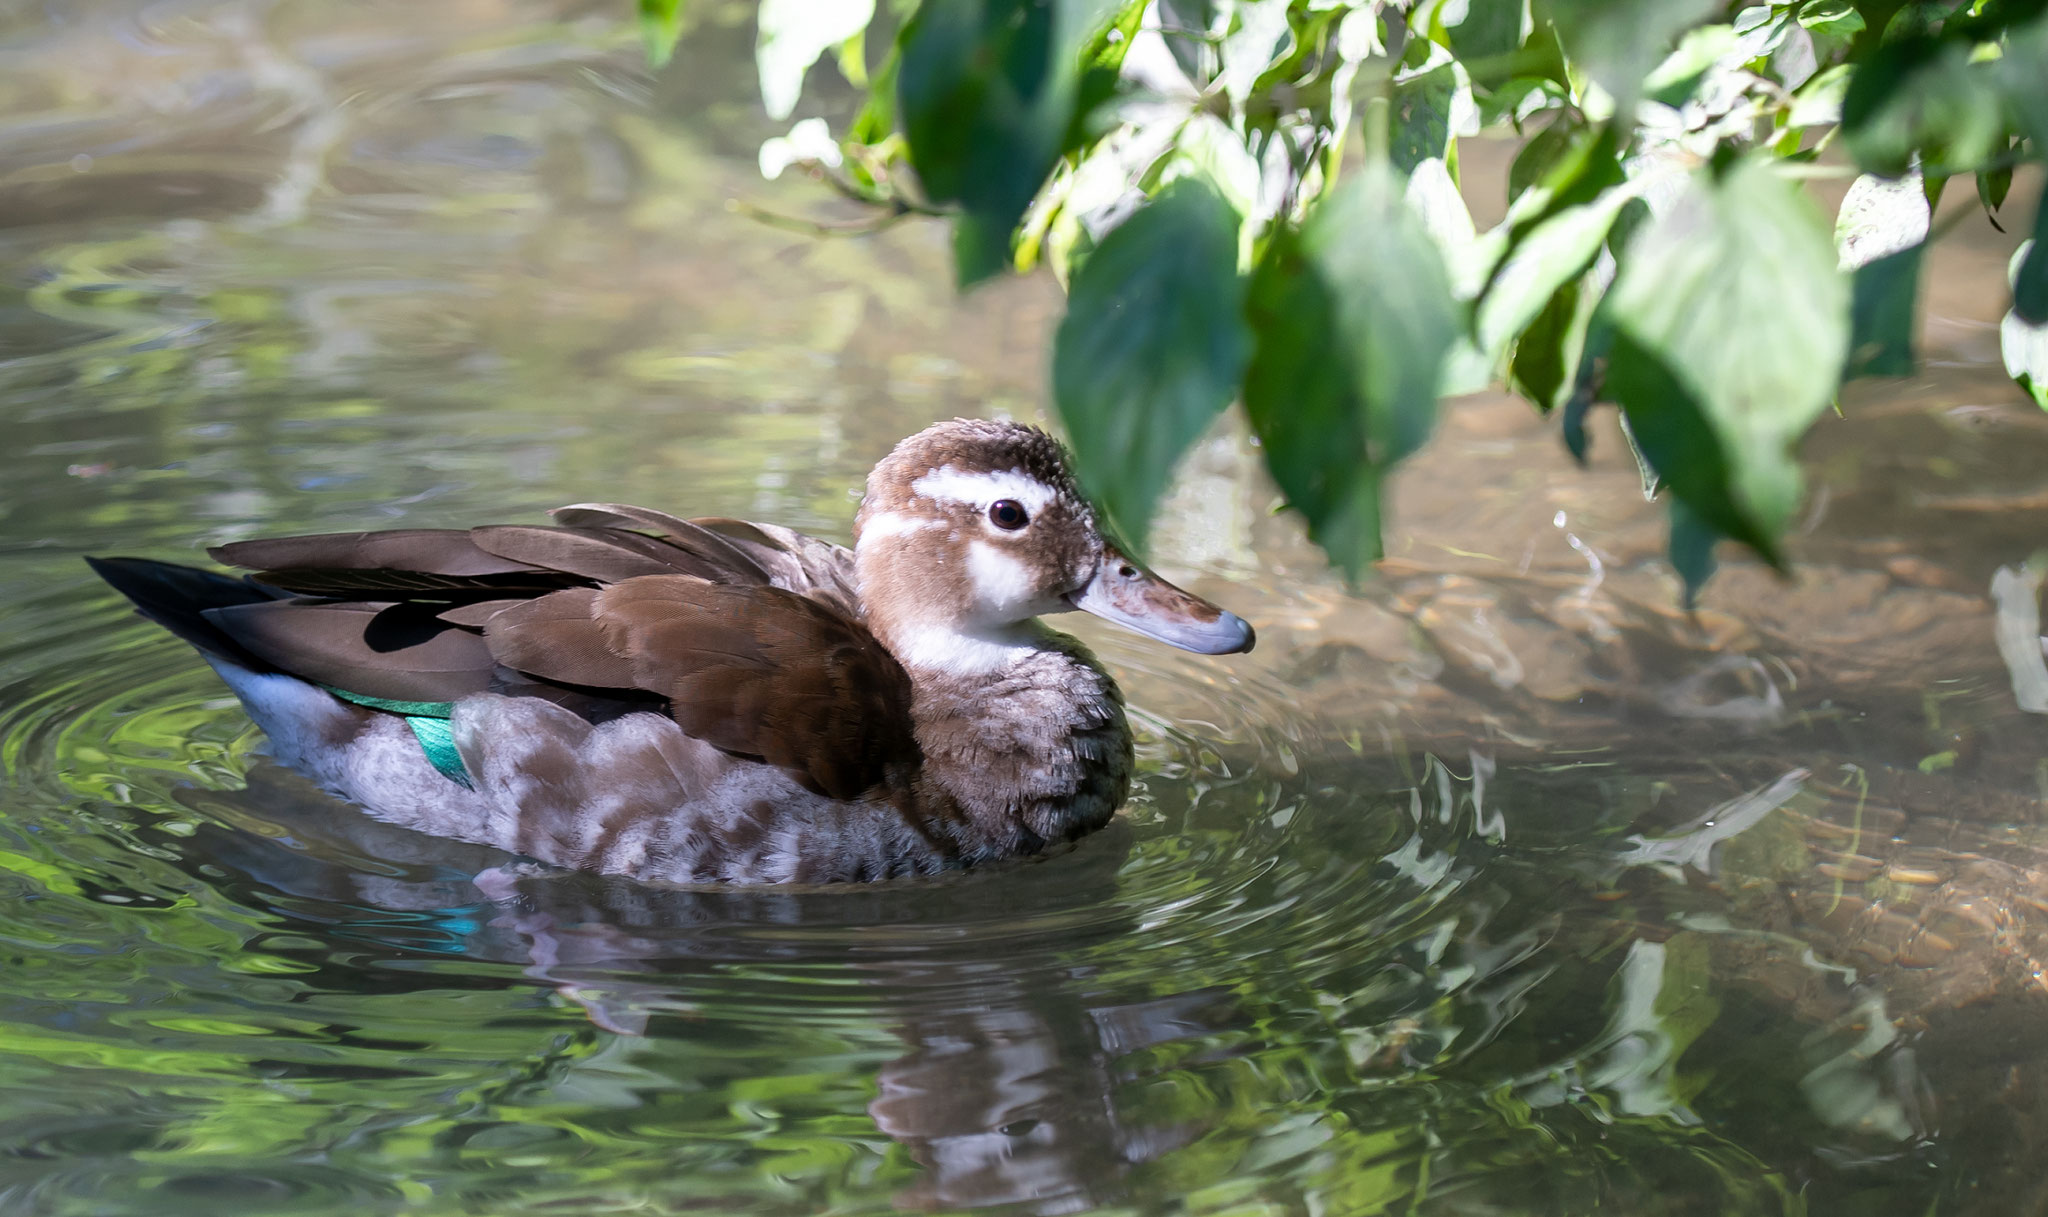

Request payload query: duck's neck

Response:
[883,619,1133,857]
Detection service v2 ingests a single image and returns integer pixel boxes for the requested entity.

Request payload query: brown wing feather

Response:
[483,574,916,799]
[480,589,640,690]
[204,600,499,701]
[468,525,713,584]
[547,503,775,586]
[211,530,533,577]
[687,516,861,616]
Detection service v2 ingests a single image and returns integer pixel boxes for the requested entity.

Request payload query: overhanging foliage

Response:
[644,0,2048,598]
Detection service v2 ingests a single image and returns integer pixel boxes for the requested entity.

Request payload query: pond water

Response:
[3,3,2047,1215]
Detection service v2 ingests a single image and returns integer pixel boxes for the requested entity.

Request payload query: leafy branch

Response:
[643,0,2048,600]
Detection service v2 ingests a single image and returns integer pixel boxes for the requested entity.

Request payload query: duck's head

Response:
[853,419,1254,674]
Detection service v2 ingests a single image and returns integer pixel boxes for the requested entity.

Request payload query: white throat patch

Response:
[888,622,1045,676]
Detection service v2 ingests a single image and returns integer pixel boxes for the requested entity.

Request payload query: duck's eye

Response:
[988,499,1029,530]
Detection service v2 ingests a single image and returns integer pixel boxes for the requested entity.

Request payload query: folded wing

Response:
[200,506,912,798]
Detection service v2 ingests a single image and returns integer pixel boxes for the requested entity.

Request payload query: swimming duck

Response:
[88,419,1254,885]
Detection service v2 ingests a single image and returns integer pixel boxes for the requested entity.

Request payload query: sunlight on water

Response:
[2,3,2046,1215]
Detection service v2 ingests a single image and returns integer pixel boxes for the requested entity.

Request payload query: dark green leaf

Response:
[1441,0,1528,60]
[1243,164,1459,580]
[1668,497,1720,607]
[1391,58,1468,177]
[1542,0,1718,112]
[897,0,1120,287]
[1600,157,1849,565]
[1511,278,1592,415]
[1841,35,2008,177]
[1605,194,1650,261]
[639,0,686,68]
[1846,243,1923,377]
[2018,183,2048,325]
[1053,180,1250,550]
[1507,115,1579,204]
[1561,306,1615,463]
[1978,164,2013,219]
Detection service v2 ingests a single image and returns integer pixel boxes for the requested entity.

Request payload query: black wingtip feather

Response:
[85,555,284,670]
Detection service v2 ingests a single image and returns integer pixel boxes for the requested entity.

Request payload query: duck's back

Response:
[90,504,967,885]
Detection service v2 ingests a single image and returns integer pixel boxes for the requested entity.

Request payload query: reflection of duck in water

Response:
[89,420,1253,885]
[187,785,1221,1214]
[871,992,1214,1213]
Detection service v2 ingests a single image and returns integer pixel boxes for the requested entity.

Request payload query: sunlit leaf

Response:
[1796,1,1863,39]
[1642,23,1738,107]
[1837,171,1929,378]
[897,0,1122,287]
[1600,157,1848,563]
[1219,0,1294,109]
[1243,164,1459,580]
[1391,49,1474,177]
[639,0,686,67]
[1543,0,1718,112]
[1053,180,1250,549]
[1475,184,1639,368]
[1427,0,1529,61]
[756,0,874,120]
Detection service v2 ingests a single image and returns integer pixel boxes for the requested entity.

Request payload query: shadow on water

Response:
[2,1,2048,1215]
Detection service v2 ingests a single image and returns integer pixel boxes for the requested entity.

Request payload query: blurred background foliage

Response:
[644,0,2048,596]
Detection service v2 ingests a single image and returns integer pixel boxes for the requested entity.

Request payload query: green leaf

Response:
[897,0,1120,287]
[757,0,875,120]
[1600,157,1849,564]
[1796,0,1864,39]
[2018,184,2048,325]
[1507,116,1579,205]
[1667,498,1720,608]
[2007,240,2048,410]
[1434,0,1529,61]
[1052,180,1250,550]
[1390,52,1473,177]
[1841,35,2008,178]
[1847,244,1923,378]
[1509,278,1593,414]
[1978,164,2014,221]
[1836,171,1928,378]
[639,0,686,68]
[1543,0,1718,112]
[1475,184,1640,368]
[1243,164,1459,580]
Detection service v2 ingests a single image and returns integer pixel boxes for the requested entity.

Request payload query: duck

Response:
[87,419,1255,886]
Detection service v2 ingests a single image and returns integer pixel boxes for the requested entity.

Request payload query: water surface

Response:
[2,4,2047,1215]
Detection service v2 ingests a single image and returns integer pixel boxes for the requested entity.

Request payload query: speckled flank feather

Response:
[90,419,1249,886]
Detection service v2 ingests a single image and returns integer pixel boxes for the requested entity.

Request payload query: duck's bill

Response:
[1066,548,1255,655]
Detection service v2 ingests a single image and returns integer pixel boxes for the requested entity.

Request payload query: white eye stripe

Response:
[911,466,1058,516]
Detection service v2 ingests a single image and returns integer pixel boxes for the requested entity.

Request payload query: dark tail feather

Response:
[86,555,286,671]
